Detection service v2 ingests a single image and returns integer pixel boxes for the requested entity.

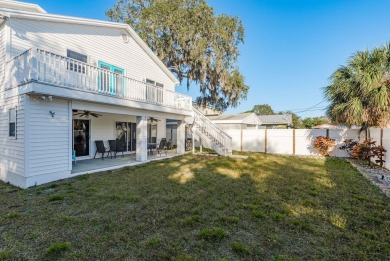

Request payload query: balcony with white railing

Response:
[5,48,192,111]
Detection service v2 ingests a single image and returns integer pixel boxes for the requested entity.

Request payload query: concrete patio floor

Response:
[71,150,179,175]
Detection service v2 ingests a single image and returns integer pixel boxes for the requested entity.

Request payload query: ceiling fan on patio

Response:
[73,110,102,118]
[148,117,160,123]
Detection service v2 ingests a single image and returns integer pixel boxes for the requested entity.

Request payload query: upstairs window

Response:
[67,50,87,73]
[146,79,155,85]
[146,79,164,88]
[145,79,164,103]
[9,108,16,138]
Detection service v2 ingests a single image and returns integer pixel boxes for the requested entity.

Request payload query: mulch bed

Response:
[348,158,390,197]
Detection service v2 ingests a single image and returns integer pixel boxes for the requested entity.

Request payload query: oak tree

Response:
[107,0,248,110]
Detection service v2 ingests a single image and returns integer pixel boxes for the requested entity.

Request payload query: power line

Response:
[294,106,328,114]
[289,99,327,113]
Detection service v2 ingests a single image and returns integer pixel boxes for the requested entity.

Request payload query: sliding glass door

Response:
[115,122,136,151]
[73,119,90,157]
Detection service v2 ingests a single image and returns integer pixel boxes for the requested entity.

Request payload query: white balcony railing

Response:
[6,48,192,111]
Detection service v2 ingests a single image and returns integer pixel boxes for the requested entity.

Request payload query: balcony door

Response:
[98,61,125,96]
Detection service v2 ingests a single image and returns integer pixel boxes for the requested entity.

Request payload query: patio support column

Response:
[157,118,166,143]
[177,120,186,154]
[136,116,148,162]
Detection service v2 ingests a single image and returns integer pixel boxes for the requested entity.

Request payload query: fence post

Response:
[380,128,383,147]
[265,128,267,154]
[240,126,243,152]
[326,128,329,138]
[293,128,296,155]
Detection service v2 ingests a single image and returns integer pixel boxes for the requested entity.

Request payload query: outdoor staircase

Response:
[192,107,233,156]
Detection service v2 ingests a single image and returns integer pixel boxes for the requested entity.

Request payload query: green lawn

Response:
[1,153,389,260]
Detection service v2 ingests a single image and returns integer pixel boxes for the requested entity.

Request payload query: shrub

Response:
[351,139,375,161]
[372,145,386,166]
[339,139,358,156]
[342,138,386,167]
[313,136,335,156]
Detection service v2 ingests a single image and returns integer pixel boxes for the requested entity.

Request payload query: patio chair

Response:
[108,140,126,159]
[94,140,109,160]
[147,143,154,155]
[167,139,173,150]
[157,138,167,156]
[72,150,77,165]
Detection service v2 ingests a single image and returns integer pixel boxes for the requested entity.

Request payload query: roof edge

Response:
[0,0,46,13]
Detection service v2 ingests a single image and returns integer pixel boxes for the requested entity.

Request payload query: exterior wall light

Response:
[121,32,129,43]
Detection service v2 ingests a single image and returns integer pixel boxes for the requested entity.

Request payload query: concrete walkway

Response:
[71,151,179,175]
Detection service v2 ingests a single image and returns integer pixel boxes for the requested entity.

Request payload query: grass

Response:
[231,242,252,254]
[0,153,389,260]
[48,194,65,202]
[46,242,71,255]
[197,228,228,240]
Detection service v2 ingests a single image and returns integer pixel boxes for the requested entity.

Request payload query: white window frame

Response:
[67,49,88,74]
[9,107,17,139]
[145,78,164,88]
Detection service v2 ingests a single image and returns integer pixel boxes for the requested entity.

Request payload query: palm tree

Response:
[325,44,390,128]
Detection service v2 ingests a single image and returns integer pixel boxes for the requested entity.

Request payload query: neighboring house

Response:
[207,113,262,130]
[313,123,337,129]
[257,114,292,129]
[0,1,194,188]
[207,113,291,130]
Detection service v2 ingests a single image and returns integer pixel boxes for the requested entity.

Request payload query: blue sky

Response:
[30,0,390,117]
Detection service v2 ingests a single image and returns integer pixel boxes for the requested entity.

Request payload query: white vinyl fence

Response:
[224,128,370,158]
[224,127,390,169]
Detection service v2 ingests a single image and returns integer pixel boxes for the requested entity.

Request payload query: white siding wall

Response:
[0,22,5,89]
[27,98,70,178]
[0,95,25,185]
[9,18,175,91]
[0,20,27,186]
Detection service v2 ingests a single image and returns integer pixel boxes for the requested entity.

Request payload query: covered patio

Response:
[71,150,179,175]
[71,101,187,165]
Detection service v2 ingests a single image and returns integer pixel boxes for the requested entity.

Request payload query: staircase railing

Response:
[192,107,232,155]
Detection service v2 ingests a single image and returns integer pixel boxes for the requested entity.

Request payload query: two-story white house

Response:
[0,1,194,188]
